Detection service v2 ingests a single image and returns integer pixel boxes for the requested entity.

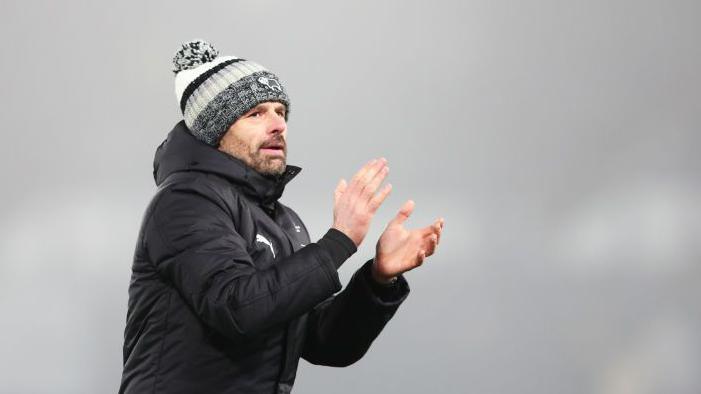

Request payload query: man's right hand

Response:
[332,158,392,247]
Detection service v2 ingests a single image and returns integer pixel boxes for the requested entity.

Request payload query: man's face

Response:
[218,101,288,176]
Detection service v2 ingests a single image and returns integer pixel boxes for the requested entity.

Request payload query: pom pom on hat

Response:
[172,40,220,74]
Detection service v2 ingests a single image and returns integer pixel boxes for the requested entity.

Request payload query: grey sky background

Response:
[1,1,699,393]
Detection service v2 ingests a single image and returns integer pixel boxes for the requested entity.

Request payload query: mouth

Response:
[259,143,286,157]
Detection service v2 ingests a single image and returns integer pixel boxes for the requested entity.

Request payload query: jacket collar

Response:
[153,121,301,205]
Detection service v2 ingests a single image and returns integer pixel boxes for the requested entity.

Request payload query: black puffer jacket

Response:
[119,121,409,394]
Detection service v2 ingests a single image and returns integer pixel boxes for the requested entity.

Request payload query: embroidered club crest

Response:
[257,76,283,92]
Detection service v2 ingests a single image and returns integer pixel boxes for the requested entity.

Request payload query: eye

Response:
[248,110,262,118]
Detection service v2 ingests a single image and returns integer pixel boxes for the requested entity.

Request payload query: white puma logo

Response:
[256,234,275,258]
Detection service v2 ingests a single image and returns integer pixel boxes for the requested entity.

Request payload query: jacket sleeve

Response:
[301,259,410,367]
[145,186,356,342]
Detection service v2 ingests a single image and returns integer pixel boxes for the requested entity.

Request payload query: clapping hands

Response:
[331,158,444,283]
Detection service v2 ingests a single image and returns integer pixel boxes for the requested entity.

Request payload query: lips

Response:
[260,141,286,156]
[261,143,285,150]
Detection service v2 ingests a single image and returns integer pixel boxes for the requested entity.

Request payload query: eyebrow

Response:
[248,103,286,113]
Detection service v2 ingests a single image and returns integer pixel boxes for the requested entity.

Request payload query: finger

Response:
[434,218,443,244]
[357,159,387,197]
[334,178,347,205]
[368,183,392,212]
[418,221,440,238]
[416,249,426,267]
[391,200,415,226]
[362,165,389,198]
[349,158,380,192]
[362,157,387,184]
[425,234,438,256]
[417,227,439,256]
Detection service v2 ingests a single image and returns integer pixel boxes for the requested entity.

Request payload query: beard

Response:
[252,135,287,176]
[222,135,287,176]
[248,149,287,176]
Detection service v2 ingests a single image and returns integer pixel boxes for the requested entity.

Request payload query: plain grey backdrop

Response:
[1,1,699,393]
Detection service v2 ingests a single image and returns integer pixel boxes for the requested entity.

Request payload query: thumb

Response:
[391,200,415,226]
[334,178,347,205]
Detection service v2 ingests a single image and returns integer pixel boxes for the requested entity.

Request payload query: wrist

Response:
[331,224,360,247]
[370,258,397,285]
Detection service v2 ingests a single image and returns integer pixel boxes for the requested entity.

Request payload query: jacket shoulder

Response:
[138,172,246,242]
[154,171,245,210]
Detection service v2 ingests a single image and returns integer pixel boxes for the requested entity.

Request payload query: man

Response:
[120,40,444,394]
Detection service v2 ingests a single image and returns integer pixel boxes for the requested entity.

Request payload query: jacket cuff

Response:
[316,228,357,269]
[360,260,409,305]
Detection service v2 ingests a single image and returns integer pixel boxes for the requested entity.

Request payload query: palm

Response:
[373,200,444,282]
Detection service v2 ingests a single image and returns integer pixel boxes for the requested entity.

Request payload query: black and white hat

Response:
[173,39,290,146]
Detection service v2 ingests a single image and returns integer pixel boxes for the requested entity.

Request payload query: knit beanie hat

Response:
[172,39,290,146]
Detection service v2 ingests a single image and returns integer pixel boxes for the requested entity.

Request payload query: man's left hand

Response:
[372,200,444,284]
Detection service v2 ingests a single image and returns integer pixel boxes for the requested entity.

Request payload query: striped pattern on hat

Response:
[173,40,290,146]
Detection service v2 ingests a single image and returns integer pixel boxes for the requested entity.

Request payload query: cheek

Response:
[223,136,240,151]
[229,132,253,150]
[248,137,261,153]
[235,129,257,147]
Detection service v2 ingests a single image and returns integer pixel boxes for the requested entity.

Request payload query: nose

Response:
[268,112,287,136]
